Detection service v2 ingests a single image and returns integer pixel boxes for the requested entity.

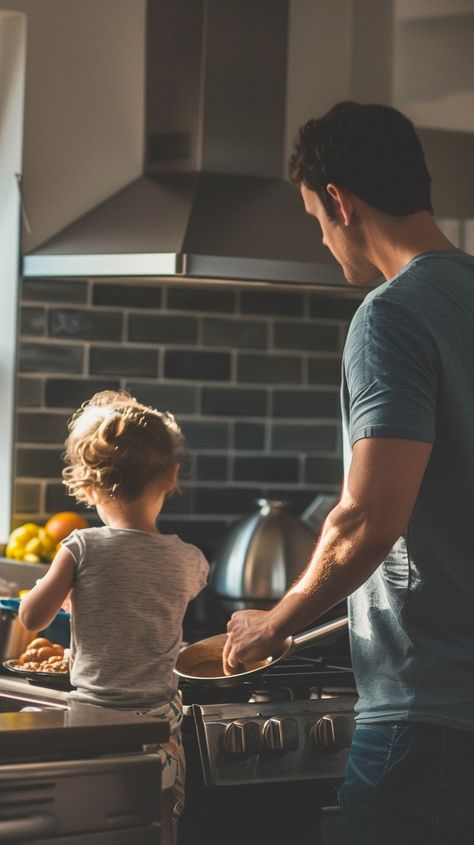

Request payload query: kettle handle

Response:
[289,615,348,653]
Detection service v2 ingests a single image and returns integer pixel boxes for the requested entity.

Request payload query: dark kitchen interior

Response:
[1,0,473,843]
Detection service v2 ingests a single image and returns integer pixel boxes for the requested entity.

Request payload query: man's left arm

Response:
[223,436,432,670]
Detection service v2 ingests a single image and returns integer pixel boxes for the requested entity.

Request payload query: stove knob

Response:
[262,717,299,752]
[311,714,353,752]
[224,719,263,755]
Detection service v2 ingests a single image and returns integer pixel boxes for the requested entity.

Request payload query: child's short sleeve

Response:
[60,530,85,569]
[193,548,209,596]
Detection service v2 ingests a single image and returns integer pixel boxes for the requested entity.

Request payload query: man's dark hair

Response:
[289,101,432,218]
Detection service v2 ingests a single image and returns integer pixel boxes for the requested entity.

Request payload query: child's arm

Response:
[19,545,75,632]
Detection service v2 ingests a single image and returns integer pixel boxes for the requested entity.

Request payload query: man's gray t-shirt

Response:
[342,249,474,732]
[62,527,209,708]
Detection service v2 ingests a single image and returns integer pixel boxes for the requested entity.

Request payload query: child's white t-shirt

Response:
[61,527,209,708]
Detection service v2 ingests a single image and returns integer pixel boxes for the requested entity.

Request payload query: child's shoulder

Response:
[159,532,207,559]
[62,525,110,546]
[159,532,199,551]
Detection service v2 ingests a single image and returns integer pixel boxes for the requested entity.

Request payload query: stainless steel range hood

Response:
[23,0,347,289]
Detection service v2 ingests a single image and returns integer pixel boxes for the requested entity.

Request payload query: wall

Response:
[14,278,359,559]
[1,0,146,252]
[0,10,26,541]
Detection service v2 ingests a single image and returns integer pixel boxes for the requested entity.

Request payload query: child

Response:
[19,390,209,844]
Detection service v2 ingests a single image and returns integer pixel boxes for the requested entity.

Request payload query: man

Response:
[223,102,474,844]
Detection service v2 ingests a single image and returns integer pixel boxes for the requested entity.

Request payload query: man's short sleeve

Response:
[343,296,438,448]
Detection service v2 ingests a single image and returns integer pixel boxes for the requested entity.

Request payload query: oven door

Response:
[0,753,162,843]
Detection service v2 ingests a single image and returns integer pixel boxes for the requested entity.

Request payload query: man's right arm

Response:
[223,436,432,670]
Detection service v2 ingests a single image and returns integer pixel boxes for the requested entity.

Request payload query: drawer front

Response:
[0,753,162,841]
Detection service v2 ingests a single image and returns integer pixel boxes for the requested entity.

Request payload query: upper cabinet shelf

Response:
[393,0,474,133]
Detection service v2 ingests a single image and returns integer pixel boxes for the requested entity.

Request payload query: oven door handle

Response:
[0,813,58,842]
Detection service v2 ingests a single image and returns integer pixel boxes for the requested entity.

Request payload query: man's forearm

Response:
[266,500,396,640]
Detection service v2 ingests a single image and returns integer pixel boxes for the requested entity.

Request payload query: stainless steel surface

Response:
[0,754,162,842]
[0,673,69,703]
[192,695,355,786]
[23,0,360,291]
[0,558,49,591]
[175,615,349,686]
[209,499,318,611]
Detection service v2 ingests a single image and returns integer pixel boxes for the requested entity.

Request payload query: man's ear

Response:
[326,183,354,226]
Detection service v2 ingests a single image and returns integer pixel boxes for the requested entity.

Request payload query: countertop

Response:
[0,675,170,763]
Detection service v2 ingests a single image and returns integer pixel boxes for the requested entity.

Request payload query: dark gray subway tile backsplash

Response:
[234,421,266,450]
[308,356,343,385]
[273,321,339,352]
[49,308,123,341]
[272,389,340,418]
[15,277,359,556]
[202,386,266,417]
[271,422,338,453]
[14,482,41,514]
[45,378,121,408]
[196,454,228,482]
[128,313,197,344]
[240,289,304,316]
[202,317,267,348]
[16,447,64,478]
[234,455,299,483]
[93,282,162,309]
[18,376,43,407]
[308,294,360,320]
[89,345,159,378]
[167,286,235,313]
[22,278,88,304]
[125,382,198,413]
[237,353,302,384]
[21,306,45,337]
[19,342,84,374]
[17,411,71,443]
[164,349,231,381]
[180,419,229,450]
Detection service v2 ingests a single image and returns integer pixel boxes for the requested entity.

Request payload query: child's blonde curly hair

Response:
[62,390,184,505]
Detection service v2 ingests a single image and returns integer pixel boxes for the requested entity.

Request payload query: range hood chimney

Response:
[23,0,347,289]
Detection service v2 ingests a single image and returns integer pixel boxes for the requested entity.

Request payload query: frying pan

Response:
[174,615,348,687]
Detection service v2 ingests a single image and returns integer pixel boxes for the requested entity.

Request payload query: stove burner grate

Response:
[179,653,355,705]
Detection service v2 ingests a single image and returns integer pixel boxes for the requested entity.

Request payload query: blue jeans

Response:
[338,721,474,844]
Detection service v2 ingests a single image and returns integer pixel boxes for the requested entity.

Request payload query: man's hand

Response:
[222,609,287,675]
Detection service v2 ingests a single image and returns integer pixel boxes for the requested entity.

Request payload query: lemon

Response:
[23,553,41,563]
[25,537,42,555]
[38,528,58,556]
[5,521,59,563]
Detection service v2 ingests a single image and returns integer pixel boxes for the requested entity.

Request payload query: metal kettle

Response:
[209,497,336,614]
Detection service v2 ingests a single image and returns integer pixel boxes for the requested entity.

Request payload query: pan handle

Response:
[289,616,348,654]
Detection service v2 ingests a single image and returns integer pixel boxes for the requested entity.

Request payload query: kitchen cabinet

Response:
[394,0,474,133]
[0,675,169,842]
[393,0,474,221]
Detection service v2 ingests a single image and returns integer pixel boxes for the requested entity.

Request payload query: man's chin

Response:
[343,266,382,287]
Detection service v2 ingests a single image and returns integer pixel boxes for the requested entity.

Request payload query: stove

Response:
[178,653,356,845]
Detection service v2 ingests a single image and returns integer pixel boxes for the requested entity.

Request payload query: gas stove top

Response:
[180,653,356,787]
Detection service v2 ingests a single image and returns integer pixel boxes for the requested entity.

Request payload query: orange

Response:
[44,511,89,542]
